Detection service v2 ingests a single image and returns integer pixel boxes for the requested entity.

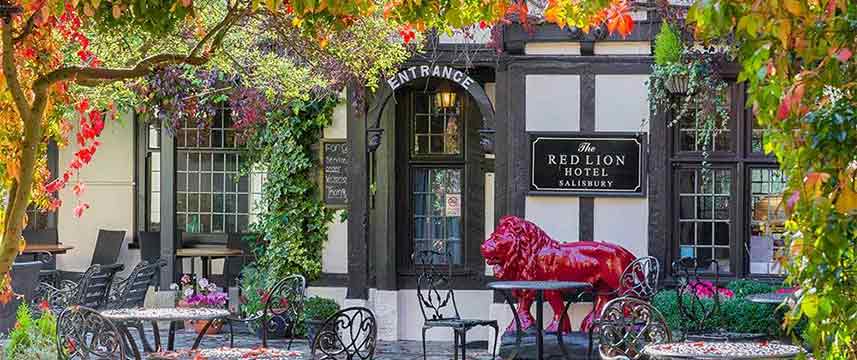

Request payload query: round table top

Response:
[175,248,244,257]
[101,307,230,322]
[22,244,74,254]
[149,348,303,359]
[745,292,792,304]
[487,280,592,291]
[644,341,804,359]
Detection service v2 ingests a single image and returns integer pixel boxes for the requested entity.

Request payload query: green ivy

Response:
[240,98,338,280]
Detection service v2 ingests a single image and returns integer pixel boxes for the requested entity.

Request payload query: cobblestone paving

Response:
[129,323,498,360]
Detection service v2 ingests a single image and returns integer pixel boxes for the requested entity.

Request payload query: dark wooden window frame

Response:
[395,81,487,287]
[665,79,783,281]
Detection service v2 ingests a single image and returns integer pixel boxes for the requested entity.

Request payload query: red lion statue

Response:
[481,216,636,333]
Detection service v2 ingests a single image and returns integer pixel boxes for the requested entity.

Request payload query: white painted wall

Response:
[525,42,582,56]
[593,74,650,256]
[56,112,138,275]
[320,92,349,273]
[524,197,580,242]
[594,42,652,56]
[397,290,493,341]
[526,75,580,132]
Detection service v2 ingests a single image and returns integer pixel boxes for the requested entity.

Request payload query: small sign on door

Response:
[445,194,461,217]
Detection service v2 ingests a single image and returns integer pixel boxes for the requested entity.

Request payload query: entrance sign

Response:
[322,140,349,206]
[387,65,476,91]
[530,133,645,195]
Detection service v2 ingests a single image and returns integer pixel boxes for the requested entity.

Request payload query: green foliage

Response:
[238,265,271,318]
[303,296,340,321]
[241,98,338,280]
[4,303,58,360]
[652,282,785,338]
[654,23,682,66]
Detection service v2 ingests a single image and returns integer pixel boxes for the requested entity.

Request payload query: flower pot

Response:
[252,313,290,340]
[187,319,223,335]
[665,73,689,94]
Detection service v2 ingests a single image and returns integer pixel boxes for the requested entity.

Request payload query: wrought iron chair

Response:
[57,305,128,360]
[618,256,661,300]
[106,260,166,353]
[39,263,124,313]
[414,250,499,360]
[227,274,306,349]
[311,307,377,360]
[593,297,672,360]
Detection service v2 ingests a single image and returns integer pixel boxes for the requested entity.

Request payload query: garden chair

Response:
[22,228,60,285]
[0,261,42,334]
[39,263,124,313]
[105,260,166,353]
[59,229,126,282]
[138,231,161,286]
[414,250,499,360]
[672,257,765,342]
[226,274,306,349]
[618,256,660,300]
[57,305,129,360]
[311,307,377,360]
[591,296,672,360]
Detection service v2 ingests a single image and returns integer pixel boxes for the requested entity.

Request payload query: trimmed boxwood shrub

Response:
[652,280,787,337]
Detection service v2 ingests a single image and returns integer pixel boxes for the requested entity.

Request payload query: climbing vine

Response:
[239,98,337,279]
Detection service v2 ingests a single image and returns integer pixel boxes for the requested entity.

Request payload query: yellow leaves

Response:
[784,0,803,16]
[776,20,791,48]
[834,164,857,215]
[803,172,830,198]
[802,292,819,318]
[292,17,303,28]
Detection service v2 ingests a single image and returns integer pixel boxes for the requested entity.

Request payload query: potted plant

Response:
[303,296,340,345]
[174,275,228,334]
[653,23,688,94]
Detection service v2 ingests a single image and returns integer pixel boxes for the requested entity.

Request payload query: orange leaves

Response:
[0,273,12,305]
[803,172,831,199]
[603,0,633,37]
[777,83,806,121]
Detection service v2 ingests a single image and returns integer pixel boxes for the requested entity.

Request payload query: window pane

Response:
[749,168,788,275]
[676,85,734,153]
[411,168,463,265]
[675,168,733,273]
[412,90,462,156]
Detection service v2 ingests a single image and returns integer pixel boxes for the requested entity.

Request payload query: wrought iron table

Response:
[488,281,593,360]
[644,341,804,359]
[21,243,74,254]
[745,292,792,305]
[101,307,231,357]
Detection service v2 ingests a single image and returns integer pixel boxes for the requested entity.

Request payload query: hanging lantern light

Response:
[434,82,458,110]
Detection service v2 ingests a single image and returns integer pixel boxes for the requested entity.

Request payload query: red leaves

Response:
[777,83,806,121]
[398,25,415,44]
[38,300,51,312]
[73,203,90,218]
[834,48,852,62]
[72,182,86,197]
[603,0,634,37]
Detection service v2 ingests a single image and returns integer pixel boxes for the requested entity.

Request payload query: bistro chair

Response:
[618,256,661,300]
[57,305,128,360]
[40,263,124,313]
[22,228,60,285]
[104,259,165,353]
[0,261,42,334]
[592,296,672,360]
[311,307,377,360]
[414,250,499,360]
[59,229,126,282]
[672,257,765,342]
[138,231,162,287]
[226,274,306,349]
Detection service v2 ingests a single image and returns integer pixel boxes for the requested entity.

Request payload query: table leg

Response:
[535,290,544,360]
[192,319,215,349]
[202,256,210,280]
[151,321,162,352]
[498,290,522,360]
[168,321,177,351]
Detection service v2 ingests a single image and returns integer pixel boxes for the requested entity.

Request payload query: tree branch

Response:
[12,12,36,44]
[188,3,245,59]
[33,53,208,91]
[1,20,31,120]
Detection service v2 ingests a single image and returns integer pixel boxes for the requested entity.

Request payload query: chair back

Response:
[109,260,164,309]
[57,305,127,360]
[311,307,377,360]
[619,256,660,300]
[78,264,124,310]
[672,257,722,334]
[90,230,126,266]
[138,231,161,264]
[23,229,59,245]
[0,261,42,334]
[595,297,672,360]
[413,250,460,322]
[259,274,306,342]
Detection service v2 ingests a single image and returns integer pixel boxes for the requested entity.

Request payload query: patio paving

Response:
[128,323,498,360]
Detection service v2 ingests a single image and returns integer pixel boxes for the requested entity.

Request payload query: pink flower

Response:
[776,287,798,294]
[73,203,90,218]
[684,280,734,299]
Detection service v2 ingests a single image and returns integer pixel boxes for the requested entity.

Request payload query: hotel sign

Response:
[530,133,645,195]
[387,65,476,91]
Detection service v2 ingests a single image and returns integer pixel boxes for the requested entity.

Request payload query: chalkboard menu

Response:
[322,140,349,206]
[530,133,645,196]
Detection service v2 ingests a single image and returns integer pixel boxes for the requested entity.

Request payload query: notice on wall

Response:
[445,194,461,217]
[530,133,645,195]
[322,141,349,207]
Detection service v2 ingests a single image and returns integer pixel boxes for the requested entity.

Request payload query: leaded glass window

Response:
[412,168,463,264]
[677,168,732,273]
[749,168,788,275]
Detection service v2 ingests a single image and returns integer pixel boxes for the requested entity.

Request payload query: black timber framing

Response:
[579,73,595,241]
[159,120,177,289]
[347,86,370,300]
